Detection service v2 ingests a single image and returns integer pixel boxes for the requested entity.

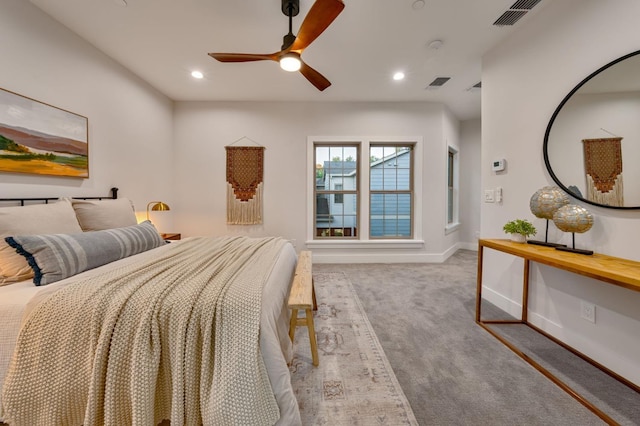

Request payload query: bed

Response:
[0,190,301,425]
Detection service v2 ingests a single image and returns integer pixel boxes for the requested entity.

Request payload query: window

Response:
[334,184,343,204]
[314,145,358,238]
[309,137,422,244]
[447,146,459,228]
[370,145,413,238]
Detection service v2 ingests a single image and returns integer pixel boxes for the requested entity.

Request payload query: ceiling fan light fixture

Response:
[280,52,302,72]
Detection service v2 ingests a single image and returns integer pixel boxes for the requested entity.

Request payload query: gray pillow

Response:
[6,221,165,286]
[0,198,83,284]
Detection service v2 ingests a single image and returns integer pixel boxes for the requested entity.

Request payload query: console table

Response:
[476,238,640,424]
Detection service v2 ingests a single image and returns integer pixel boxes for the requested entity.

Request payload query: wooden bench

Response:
[288,250,319,366]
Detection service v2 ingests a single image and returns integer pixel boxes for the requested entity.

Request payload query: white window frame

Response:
[445,145,460,234]
[306,136,424,249]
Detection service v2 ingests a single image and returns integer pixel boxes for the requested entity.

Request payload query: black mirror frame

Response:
[543,49,640,210]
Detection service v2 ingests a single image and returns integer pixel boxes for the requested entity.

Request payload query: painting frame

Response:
[0,87,89,178]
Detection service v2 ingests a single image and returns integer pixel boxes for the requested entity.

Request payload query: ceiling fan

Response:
[208,0,345,91]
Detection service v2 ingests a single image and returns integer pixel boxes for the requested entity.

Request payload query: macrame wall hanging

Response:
[226,138,264,224]
[582,137,624,207]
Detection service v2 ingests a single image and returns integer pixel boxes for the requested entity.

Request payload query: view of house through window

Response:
[314,145,358,238]
[370,145,413,238]
[314,142,414,239]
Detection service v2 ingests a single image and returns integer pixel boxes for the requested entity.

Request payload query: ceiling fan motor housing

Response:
[282,0,300,17]
[282,33,297,50]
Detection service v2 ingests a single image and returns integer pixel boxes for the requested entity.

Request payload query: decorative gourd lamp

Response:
[553,204,594,255]
[528,186,569,247]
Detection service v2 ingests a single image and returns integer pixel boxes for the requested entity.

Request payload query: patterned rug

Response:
[289,272,418,425]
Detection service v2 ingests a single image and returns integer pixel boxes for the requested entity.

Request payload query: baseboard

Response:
[480,287,563,333]
[458,241,479,251]
[313,252,447,263]
[481,287,523,319]
[311,241,478,264]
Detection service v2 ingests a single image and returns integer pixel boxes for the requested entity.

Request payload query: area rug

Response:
[289,272,418,425]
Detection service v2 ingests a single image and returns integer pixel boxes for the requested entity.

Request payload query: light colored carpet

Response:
[315,251,612,425]
[289,272,418,426]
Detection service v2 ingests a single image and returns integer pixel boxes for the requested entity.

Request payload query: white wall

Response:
[172,101,462,262]
[441,107,463,250]
[0,1,175,231]
[482,0,640,385]
[459,119,481,249]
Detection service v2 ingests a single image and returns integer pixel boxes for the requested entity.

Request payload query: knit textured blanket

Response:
[1,236,287,426]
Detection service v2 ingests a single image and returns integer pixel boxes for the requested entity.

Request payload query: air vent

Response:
[493,10,526,26]
[510,0,542,10]
[426,77,451,89]
[467,81,482,92]
[493,0,542,27]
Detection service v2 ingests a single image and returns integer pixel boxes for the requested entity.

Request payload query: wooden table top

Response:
[479,239,640,293]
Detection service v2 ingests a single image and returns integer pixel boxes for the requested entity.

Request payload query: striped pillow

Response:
[5,221,165,286]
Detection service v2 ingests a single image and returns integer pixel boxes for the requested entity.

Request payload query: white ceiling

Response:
[29,0,548,121]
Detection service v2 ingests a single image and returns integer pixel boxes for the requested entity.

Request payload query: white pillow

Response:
[71,198,137,231]
[0,198,82,285]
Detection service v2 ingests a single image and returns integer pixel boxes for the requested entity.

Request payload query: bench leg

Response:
[305,308,319,367]
[289,308,298,342]
[312,278,317,311]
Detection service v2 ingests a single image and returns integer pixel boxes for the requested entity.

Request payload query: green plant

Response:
[503,219,537,237]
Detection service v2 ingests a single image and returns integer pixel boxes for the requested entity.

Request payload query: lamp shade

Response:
[146,201,170,220]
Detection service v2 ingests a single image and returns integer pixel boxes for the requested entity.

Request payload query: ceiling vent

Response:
[467,81,482,92]
[493,0,542,27]
[426,77,451,90]
[510,0,542,9]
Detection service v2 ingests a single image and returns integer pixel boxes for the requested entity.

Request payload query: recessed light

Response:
[412,0,425,10]
[191,71,204,79]
[393,72,405,81]
[428,39,444,50]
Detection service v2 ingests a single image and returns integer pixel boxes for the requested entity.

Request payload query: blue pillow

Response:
[6,221,165,286]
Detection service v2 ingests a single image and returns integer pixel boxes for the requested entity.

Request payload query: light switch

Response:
[484,189,495,203]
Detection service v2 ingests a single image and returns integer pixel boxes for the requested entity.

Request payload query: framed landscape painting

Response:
[0,88,88,178]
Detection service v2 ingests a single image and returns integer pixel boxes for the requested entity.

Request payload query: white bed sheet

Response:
[0,237,300,425]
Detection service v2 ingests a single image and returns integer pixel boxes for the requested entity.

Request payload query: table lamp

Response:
[146,201,170,221]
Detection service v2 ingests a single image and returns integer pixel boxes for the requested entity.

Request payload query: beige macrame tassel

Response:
[227,182,263,224]
[586,174,624,207]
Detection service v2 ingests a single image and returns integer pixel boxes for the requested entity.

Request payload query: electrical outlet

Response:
[580,301,596,323]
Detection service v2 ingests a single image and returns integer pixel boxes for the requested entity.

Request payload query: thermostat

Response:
[492,158,505,172]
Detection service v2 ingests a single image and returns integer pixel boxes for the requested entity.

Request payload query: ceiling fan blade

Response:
[208,52,280,62]
[289,0,345,52]
[300,61,331,91]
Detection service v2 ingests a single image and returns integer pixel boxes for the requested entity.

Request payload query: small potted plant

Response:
[503,219,537,243]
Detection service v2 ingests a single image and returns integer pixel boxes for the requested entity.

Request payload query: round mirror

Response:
[544,50,640,210]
